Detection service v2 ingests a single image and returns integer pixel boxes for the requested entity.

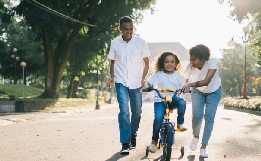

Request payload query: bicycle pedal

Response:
[176,128,187,132]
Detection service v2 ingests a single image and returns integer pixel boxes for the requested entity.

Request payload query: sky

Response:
[135,0,249,58]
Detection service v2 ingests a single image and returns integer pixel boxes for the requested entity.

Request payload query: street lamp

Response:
[242,26,249,99]
[227,26,249,99]
[11,48,19,84]
[95,53,100,110]
[20,62,26,101]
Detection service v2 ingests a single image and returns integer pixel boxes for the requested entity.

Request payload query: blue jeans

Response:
[115,83,142,144]
[191,86,222,146]
[152,96,186,142]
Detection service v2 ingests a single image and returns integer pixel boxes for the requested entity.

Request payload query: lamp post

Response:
[20,62,26,101]
[11,48,19,84]
[227,26,249,99]
[95,53,100,110]
[242,26,249,99]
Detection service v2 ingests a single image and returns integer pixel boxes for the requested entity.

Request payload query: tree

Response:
[0,19,44,84]
[219,44,257,97]
[9,0,156,98]
[220,0,261,65]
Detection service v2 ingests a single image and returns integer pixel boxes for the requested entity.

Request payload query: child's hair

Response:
[189,44,211,60]
[153,51,183,73]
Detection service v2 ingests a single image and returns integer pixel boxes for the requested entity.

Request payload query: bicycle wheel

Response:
[162,124,172,161]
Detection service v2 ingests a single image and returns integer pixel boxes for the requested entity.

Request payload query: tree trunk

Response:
[39,24,83,98]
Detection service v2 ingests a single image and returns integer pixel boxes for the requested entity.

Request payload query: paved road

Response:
[0,102,261,161]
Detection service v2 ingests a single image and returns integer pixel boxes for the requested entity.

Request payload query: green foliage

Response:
[251,33,261,65]
[224,0,261,65]
[219,44,258,97]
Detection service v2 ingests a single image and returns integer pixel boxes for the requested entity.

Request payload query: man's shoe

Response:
[177,124,187,131]
[189,137,199,151]
[200,149,208,158]
[120,143,129,155]
[130,137,136,149]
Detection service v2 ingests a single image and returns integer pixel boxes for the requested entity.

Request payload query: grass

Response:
[0,84,44,99]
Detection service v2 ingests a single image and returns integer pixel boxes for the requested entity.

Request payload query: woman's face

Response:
[190,55,205,69]
[163,55,176,74]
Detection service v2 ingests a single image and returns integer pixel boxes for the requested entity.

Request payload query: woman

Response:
[182,44,222,158]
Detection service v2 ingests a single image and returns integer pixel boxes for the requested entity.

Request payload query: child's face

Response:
[163,55,176,74]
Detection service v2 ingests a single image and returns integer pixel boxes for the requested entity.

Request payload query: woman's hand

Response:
[182,83,191,93]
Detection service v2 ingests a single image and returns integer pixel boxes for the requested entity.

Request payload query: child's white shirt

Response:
[148,71,185,102]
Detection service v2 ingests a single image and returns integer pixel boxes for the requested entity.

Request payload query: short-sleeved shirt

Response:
[108,35,150,89]
[183,58,221,93]
[148,71,186,102]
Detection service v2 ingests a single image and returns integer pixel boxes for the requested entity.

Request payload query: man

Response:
[107,16,150,155]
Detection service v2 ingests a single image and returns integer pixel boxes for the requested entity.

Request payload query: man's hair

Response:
[119,16,133,26]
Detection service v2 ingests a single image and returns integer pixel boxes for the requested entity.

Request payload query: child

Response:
[147,51,187,152]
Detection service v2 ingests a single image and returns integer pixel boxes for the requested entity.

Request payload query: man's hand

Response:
[141,79,146,88]
[107,78,114,88]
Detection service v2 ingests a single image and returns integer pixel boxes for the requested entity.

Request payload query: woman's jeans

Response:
[191,86,222,146]
[152,96,186,142]
[115,83,142,144]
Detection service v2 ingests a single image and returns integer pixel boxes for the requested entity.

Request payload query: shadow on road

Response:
[187,155,205,161]
[105,152,128,161]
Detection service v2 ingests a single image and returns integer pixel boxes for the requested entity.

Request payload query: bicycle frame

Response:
[143,84,182,145]
[143,84,188,159]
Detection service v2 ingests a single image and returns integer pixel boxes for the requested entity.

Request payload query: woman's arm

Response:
[182,69,216,92]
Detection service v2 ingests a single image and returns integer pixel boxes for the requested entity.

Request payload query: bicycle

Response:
[142,84,188,161]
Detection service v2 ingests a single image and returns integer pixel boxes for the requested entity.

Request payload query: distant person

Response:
[107,16,150,155]
[182,44,222,158]
[145,51,187,153]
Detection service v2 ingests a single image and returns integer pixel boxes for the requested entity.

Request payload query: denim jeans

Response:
[152,96,186,142]
[191,86,222,146]
[115,83,142,144]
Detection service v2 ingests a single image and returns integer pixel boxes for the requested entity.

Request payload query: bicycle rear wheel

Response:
[162,124,172,161]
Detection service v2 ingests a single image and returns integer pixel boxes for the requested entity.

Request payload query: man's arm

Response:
[107,60,116,88]
[141,57,149,86]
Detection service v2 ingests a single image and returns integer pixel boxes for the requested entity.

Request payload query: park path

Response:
[1,102,261,161]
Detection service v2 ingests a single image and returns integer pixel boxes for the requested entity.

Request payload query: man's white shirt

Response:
[108,35,150,89]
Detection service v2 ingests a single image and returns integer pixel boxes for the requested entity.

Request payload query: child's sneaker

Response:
[121,143,129,155]
[200,149,208,158]
[189,137,199,151]
[148,141,157,153]
[177,124,187,130]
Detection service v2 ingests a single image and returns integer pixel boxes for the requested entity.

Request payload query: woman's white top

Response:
[148,71,185,102]
[183,58,221,93]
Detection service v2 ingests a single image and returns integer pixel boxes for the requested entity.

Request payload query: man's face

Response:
[119,22,133,42]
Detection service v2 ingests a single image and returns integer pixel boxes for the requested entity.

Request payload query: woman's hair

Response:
[154,51,183,73]
[189,44,211,60]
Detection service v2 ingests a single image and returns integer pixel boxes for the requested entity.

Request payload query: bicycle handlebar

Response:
[141,83,191,99]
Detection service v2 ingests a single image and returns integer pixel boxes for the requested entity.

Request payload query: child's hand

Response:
[177,90,182,96]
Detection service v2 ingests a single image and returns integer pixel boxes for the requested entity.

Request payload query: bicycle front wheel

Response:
[162,124,172,161]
